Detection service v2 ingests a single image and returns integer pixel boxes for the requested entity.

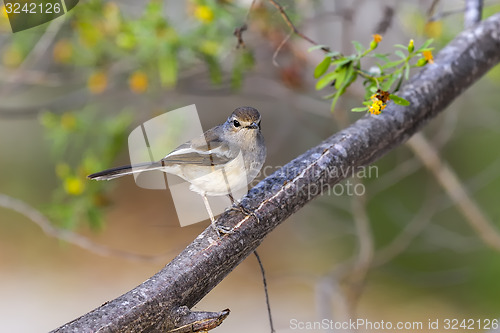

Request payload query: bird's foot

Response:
[212,224,234,237]
[226,204,260,224]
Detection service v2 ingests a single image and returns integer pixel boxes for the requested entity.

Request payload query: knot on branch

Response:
[168,307,230,333]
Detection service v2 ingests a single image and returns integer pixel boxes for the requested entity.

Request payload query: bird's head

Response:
[225,106,261,134]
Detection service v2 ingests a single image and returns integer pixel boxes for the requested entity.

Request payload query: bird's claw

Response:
[226,205,260,223]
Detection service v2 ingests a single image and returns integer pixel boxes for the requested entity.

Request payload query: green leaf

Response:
[389,94,410,106]
[307,44,328,52]
[351,106,369,112]
[332,57,353,66]
[334,66,347,90]
[314,57,332,79]
[381,73,399,91]
[417,39,434,52]
[352,41,365,54]
[395,50,406,60]
[325,51,341,58]
[331,91,341,111]
[404,63,410,79]
[415,58,427,67]
[394,44,408,49]
[372,53,390,62]
[331,64,356,111]
[394,71,405,91]
[315,71,338,90]
[382,59,404,69]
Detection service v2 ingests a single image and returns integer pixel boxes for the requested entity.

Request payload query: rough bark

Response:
[51,13,500,333]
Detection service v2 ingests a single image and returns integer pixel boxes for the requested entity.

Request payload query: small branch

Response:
[233,0,257,48]
[316,275,350,325]
[272,32,291,67]
[428,9,465,22]
[406,133,500,251]
[268,0,330,53]
[0,193,173,263]
[253,251,275,333]
[233,24,248,49]
[427,0,441,18]
[464,0,483,28]
[167,308,229,333]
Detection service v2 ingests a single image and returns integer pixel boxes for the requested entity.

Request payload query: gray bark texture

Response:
[51,12,500,333]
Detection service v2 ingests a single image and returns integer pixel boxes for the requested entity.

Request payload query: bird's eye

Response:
[233,120,241,127]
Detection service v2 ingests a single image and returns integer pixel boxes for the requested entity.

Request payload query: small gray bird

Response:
[88,106,266,235]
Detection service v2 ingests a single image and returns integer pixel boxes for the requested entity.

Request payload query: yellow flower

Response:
[422,50,434,64]
[88,71,108,94]
[53,39,73,64]
[64,176,85,196]
[373,34,382,43]
[369,100,383,115]
[368,93,388,115]
[129,71,148,93]
[194,5,214,23]
[408,39,414,52]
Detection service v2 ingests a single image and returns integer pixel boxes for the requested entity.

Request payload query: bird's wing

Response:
[161,126,236,166]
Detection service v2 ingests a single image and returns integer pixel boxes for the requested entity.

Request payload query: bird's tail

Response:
[87,161,163,181]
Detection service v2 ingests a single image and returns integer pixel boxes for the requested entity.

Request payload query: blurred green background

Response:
[1,0,500,332]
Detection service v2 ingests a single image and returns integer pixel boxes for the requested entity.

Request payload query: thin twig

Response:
[316,275,350,326]
[253,250,275,333]
[233,0,257,48]
[407,133,500,251]
[233,24,248,49]
[272,32,291,67]
[428,8,465,22]
[427,0,441,17]
[268,0,330,52]
[0,193,173,262]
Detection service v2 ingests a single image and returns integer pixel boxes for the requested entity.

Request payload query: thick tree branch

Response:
[51,13,500,333]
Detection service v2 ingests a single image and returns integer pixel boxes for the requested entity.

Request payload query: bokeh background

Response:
[1,0,500,332]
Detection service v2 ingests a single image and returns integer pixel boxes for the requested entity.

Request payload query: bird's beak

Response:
[248,122,260,129]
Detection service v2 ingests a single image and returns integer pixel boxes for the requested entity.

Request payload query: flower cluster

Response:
[368,90,390,115]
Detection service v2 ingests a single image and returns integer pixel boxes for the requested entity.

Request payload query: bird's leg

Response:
[201,194,232,236]
[226,193,260,224]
